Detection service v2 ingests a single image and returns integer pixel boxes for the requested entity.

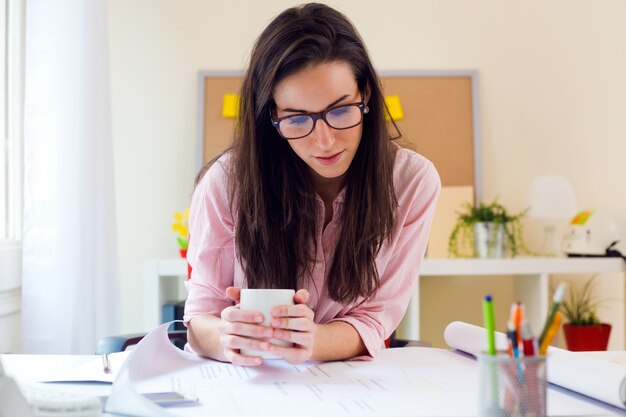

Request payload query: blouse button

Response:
[315,261,323,270]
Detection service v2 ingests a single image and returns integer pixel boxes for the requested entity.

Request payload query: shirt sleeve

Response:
[183,157,237,325]
[328,155,441,359]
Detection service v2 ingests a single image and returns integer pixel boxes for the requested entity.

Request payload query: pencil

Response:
[539,311,563,355]
[539,283,567,346]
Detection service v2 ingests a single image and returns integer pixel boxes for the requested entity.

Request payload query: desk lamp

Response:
[527,175,577,256]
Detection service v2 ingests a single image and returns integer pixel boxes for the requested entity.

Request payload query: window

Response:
[0,0,24,243]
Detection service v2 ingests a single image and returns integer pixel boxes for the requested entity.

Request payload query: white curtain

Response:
[21,0,120,353]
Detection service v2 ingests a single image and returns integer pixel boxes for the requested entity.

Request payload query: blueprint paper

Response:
[103,320,617,417]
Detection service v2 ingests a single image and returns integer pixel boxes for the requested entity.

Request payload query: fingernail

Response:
[254,357,262,365]
[255,315,264,323]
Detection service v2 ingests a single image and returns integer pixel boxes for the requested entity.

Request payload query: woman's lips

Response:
[314,151,343,166]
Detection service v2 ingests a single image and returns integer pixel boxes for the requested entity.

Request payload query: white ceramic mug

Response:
[239,288,295,359]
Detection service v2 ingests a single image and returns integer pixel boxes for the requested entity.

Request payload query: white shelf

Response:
[421,257,626,275]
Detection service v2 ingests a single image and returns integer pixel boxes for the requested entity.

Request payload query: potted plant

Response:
[561,276,611,351]
[448,199,531,258]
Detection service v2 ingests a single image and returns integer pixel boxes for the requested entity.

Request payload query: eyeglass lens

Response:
[278,104,363,139]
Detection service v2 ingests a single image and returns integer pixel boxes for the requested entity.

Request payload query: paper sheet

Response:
[222,94,239,118]
[444,321,626,411]
[105,322,205,416]
[37,351,131,383]
[384,95,404,121]
[103,321,620,417]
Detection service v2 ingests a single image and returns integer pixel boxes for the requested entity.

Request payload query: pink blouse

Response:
[184,145,440,358]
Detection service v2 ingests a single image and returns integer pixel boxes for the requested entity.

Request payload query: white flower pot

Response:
[474,222,505,258]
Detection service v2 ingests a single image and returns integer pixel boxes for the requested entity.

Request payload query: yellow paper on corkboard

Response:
[384,95,404,121]
[222,94,239,118]
[426,186,474,258]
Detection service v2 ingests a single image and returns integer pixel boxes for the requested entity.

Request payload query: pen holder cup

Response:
[478,353,547,417]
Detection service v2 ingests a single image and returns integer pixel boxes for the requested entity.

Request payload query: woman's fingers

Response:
[272,328,314,346]
[221,305,264,324]
[221,288,316,365]
[263,291,316,363]
[225,286,241,303]
[293,288,310,305]
[270,316,315,332]
[271,304,314,321]
[219,317,273,339]
[220,333,271,352]
[223,349,264,366]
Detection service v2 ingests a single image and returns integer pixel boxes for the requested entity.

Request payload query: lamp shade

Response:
[527,175,577,220]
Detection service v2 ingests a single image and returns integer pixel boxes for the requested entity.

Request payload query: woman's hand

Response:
[217,287,273,366]
[268,289,317,364]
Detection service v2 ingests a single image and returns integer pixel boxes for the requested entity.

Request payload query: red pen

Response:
[521,320,536,357]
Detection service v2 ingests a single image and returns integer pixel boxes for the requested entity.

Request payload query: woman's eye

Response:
[328,106,350,117]
[286,115,310,126]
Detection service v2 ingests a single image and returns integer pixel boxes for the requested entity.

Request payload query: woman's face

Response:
[272,61,364,188]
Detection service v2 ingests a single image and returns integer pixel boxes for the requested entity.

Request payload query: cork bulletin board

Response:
[196,70,481,199]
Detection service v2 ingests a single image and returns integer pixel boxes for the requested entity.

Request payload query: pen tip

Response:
[554,282,569,302]
[484,294,492,302]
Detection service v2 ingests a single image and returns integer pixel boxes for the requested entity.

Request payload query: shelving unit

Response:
[403,258,625,344]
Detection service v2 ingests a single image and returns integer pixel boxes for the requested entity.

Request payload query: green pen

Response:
[483,295,496,355]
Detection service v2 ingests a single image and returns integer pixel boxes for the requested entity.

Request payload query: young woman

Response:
[184,3,440,366]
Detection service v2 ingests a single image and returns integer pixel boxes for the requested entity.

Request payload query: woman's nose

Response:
[311,119,335,149]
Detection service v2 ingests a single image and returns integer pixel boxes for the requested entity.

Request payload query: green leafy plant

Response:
[560,276,603,326]
[448,199,531,258]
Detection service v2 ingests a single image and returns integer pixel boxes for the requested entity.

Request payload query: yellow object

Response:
[384,95,404,121]
[539,310,563,355]
[171,209,190,248]
[570,210,593,225]
[222,94,239,118]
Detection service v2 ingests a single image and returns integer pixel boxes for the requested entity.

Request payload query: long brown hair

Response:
[199,3,398,304]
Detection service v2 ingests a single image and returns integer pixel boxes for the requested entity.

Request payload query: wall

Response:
[107,1,626,346]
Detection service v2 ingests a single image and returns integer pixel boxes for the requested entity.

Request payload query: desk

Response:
[2,351,625,417]
[144,257,626,344]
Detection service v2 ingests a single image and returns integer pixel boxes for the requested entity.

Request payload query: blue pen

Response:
[506,321,519,358]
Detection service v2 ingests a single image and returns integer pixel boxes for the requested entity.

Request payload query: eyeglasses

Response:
[270,102,369,140]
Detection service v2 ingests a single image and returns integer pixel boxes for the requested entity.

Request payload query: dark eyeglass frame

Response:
[270,101,368,140]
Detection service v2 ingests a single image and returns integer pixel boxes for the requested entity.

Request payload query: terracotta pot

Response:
[562,323,611,351]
